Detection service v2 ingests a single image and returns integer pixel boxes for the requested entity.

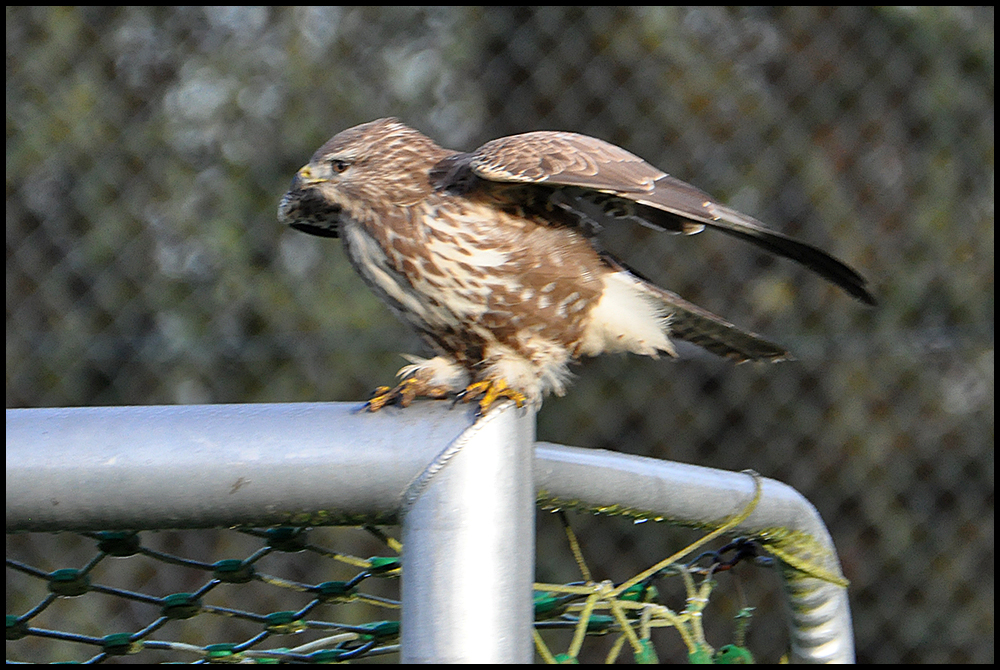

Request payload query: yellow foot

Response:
[455,378,527,416]
[364,377,454,412]
[365,378,421,412]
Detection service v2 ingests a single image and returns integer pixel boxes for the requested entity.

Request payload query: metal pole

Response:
[5,402,477,531]
[400,402,536,664]
[8,404,851,662]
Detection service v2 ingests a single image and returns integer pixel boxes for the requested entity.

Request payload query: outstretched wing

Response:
[443,131,876,306]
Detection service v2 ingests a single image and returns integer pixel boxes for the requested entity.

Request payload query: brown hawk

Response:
[278,118,874,412]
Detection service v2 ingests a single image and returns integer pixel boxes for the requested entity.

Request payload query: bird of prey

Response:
[278,118,874,413]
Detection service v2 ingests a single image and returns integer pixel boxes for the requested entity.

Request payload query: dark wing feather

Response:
[634,179,876,305]
[463,131,876,306]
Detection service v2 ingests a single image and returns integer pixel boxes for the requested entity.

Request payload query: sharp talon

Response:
[365,378,419,412]
[365,390,393,412]
[457,379,527,415]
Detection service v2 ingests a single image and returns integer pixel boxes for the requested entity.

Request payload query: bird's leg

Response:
[455,378,528,415]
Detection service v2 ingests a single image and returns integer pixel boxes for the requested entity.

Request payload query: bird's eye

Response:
[329,159,350,174]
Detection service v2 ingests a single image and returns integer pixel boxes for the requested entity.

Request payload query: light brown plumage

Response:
[278,118,874,411]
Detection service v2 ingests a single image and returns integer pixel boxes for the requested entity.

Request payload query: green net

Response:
[8,515,793,663]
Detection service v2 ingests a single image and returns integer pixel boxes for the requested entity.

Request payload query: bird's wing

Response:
[457,131,876,306]
[470,131,663,193]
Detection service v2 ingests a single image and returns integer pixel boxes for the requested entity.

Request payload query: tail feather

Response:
[601,253,790,362]
[651,285,791,362]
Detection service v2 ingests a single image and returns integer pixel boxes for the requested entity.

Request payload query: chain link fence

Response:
[6,6,993,663]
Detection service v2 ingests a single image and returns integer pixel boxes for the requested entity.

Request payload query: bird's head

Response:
[278,118,449,237]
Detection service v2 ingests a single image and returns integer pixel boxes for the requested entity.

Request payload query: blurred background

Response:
[6,6,993,663]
